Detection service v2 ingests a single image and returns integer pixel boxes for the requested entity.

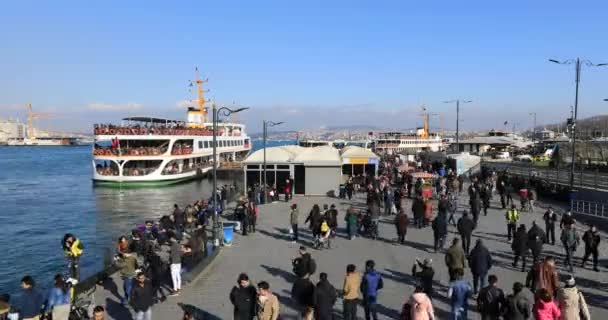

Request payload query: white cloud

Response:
[175,100,193,109]
[88,102,143,112]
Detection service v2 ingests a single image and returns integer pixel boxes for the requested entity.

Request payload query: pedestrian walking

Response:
[230,273,257,320]
[130,272,154,320]
[456,211,475,254]
[305,205,322,239]
[169,235,182,296]
[476,275,505,320]
[581,224,600,271]
[533,288,561,320]
[543,208,558,245]
[468,239,493,295]
[114,250,138,305]
[526,256,559,298]
[257,281,280,320]
[46,274,70,318]
[527,221,546,266]
[292,246,315,278]
[447,269,472,320]
[345,207,358,240]
[432,212,448,252]
[560,225,580,272]
[511,224,529,272]
[556,275,591,320]
[394,209,409,244]
[361,260,384,320]
[291,276,314,319]
[480,184,491,216]
[342,264,361,320]
[290,204,300,243]
[506,204,519,241]
[406,285,435,320]
[445,238,466,282]
[412,258,435,296]
[412,197,425,229]
[560,211,576,230]
[503,282,531,320]
[313,273,337,320]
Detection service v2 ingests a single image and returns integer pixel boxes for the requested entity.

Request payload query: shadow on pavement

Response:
[261,264,297,283]
[105,297,133,320]
[179,302,223,320]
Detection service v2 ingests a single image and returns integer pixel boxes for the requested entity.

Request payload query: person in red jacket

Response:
[533,288,560,320]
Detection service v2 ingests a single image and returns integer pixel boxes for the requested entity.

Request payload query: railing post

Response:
[595,202,598,217]
[595,168,598,189]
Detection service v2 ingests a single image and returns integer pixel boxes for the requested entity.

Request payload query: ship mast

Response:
[420,105,429,139]
[193,67,208,124]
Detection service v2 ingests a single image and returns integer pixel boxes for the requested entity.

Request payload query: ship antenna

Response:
[191,67,209,124]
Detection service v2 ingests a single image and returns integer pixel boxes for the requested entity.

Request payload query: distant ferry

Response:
[91,72,251,187]
[373,109,443,153]
[7,137,79,146]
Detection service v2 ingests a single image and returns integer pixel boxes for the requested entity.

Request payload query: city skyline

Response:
[1,1,607,133]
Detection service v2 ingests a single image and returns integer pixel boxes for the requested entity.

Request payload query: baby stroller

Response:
[519,188,531,212]
[314,220,331,249]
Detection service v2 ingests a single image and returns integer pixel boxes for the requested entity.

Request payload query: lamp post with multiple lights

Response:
[444,99,472,152]
[549,58,607,189]
[262,120,284,204]
[211,104,249,245]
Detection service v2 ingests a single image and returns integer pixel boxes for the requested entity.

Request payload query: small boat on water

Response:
[91,71,251,187]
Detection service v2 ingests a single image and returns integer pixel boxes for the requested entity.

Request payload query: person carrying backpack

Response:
[476,275,505,320]
[292,247,316,278]
[361,260,384,320]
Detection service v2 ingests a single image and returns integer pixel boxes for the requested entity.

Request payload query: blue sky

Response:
[1,0,607,133]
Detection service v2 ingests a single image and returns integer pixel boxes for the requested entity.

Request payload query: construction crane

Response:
[188,67,209,126]
[26,103,52,140]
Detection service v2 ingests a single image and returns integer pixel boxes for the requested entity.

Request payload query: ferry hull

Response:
[93,175,201,188]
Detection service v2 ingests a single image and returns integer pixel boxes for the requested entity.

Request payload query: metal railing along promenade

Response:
[482,160,608,191]
[571,199,608,219]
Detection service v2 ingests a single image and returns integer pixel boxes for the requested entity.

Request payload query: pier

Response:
[89,190,608,319]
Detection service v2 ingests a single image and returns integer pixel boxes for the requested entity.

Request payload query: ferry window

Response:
[204,141,208,148]
[198,141,203,148]
[277,165,289,169]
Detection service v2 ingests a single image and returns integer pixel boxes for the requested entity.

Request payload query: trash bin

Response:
[223,222,235,246]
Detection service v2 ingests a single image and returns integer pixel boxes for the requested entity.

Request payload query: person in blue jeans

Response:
[360,260,383,320]
[447,269,473,320]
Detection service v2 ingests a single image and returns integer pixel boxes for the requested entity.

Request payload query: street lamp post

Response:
[262,120,284,204]
[212,104,249,246]
[444,99,472,152]
[549,58,607,189]
[529,112,537,145]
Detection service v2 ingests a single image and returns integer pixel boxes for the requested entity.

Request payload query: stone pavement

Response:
[100,191,608,319]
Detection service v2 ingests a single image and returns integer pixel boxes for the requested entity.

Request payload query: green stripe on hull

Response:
[93,176,202,188]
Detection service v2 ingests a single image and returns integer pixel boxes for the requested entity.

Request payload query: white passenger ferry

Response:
[373,110,443,154]
[92,73,251,187]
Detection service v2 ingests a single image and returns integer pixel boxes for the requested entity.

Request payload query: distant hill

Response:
[544,114,608,139]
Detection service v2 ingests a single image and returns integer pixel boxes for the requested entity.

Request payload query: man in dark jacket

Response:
[560,211,575,229]
[502,282,531,320]
[526,221,546,266]
[457,211,475,254]
[314,273,337,320]
[468,239,493,294]
[16,276,44,320]
[542,208,558,245]
[412,197,425,229]
[581,224,601,271]
[560,225,579,272]
[291,276,315,319]
[477,275,505,320]
[293,247,315,278]
[432,211,448,252]
[511,224,528,272]
[480,184,491,216]
[130,272,154,320]
[230,273,257,320]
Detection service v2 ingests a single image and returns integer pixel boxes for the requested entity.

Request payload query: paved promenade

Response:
[99,191,608,319]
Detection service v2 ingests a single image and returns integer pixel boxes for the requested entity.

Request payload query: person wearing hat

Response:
[412,258,435,296]
[230,273,258,320]
[556,275,591,320]
[581,224,601,272]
